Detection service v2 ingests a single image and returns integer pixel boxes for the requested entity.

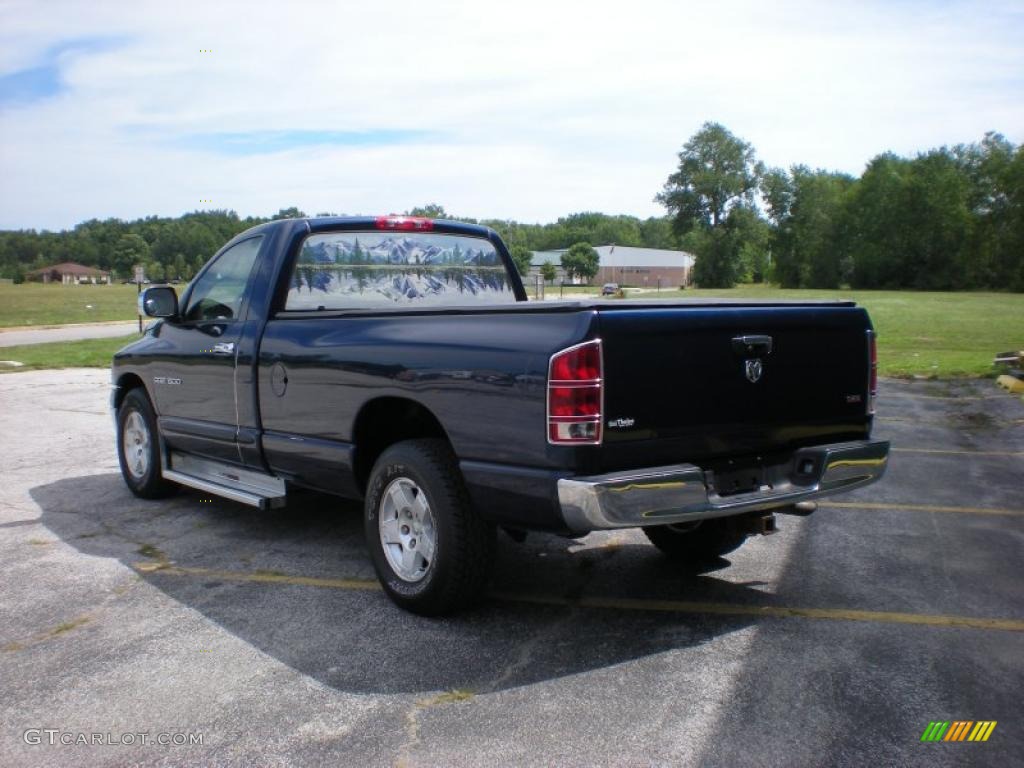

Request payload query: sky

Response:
[0,0,1022,231]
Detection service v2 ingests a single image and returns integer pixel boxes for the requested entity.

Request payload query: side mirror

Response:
[140,286,179,318]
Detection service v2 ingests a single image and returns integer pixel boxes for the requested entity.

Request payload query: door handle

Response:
[732,335,773,357]
[212,342,235,356]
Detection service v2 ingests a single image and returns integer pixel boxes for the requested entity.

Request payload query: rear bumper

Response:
[557,439,889,533]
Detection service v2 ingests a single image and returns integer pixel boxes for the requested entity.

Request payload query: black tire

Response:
[117,388,176,499]
[364,439,496,616]
[643,517,748,562]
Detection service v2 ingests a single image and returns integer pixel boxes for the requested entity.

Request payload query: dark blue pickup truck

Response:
[112,215,889,614]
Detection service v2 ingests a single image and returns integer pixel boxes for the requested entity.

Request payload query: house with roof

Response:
[28,262,111,284]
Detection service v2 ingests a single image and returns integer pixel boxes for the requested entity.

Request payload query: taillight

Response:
[548,339,603,445]
[868,331,878,415]
[375,215,434,231]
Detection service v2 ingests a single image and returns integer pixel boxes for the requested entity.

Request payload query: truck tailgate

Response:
[596,303,873,470]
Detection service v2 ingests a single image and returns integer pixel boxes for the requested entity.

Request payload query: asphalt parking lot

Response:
[1,369,1021,767]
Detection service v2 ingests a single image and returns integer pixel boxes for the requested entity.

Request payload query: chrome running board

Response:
[164,451,286,510]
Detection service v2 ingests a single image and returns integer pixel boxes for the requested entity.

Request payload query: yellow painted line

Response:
[490,592,1024,632]
[132,562,381,590]
[133,563,1024,633]
[892,447,1024,457]
[879,392,1001,401]
[826,501,1024,517]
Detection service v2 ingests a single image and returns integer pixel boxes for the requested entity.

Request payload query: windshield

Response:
[285,231,515,310]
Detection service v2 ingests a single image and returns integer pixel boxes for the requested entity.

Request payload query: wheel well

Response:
[113,373,146,411]
[353,398,450,493]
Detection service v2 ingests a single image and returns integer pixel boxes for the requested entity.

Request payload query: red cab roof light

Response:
[375,215,434,231]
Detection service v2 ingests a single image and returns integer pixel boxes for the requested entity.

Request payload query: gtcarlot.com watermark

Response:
[24,729,203,747]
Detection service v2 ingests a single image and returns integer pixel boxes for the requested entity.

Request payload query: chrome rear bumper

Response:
[557,439,890,533]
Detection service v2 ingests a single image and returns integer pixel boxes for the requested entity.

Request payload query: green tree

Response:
[844,153,911,288]
[407,203,449,219]
[686,229,726,287]
[111,234,150,280]
[766,166,855,288]
[845,151,972,290]
[658,122,764,287]
[955,133,1024,289]
[561,242,599,283]
[657,122,764,232]
[728,205,772,283]
[271,207,307,220]
[901,149,972,290]
[541,260,557,284]
[509,245,533,275]
[145,260,165,282]
[998,144,1024,290]
[760,167,794,225]
[638,216,677,249]
[171,253,188,281]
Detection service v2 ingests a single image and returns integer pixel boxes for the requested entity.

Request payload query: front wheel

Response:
[117,388,176,499]
[364,439,496,616]
[643,517,748,562]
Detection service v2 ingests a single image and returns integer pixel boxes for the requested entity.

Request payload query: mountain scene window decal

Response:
[285,232,514,310]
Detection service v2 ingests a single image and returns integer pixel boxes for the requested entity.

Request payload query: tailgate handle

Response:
[732,335,773,357]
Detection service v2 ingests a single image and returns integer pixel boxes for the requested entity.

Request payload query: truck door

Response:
[151,235,264,464]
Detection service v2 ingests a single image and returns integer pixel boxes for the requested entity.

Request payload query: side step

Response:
[163,451,287,510]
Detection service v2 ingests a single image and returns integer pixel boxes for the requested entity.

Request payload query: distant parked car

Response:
[601,283,620,296]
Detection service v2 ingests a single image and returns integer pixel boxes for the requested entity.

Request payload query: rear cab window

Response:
[284,231,516,310]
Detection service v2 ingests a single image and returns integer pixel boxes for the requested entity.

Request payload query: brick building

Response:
[529,245,695,287]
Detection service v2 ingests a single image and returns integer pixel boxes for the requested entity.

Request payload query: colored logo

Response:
[921,721,997,742]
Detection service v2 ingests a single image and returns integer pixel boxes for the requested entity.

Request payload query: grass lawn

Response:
[0,283,142,327]
[619,285,1023,378]
[1,283,1019,378]
[0,334,139,372]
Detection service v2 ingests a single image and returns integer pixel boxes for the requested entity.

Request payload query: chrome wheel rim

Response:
[378,477,436,582]
[122,410,150,479]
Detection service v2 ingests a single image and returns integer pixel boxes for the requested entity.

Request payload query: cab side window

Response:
[183,236,263,322]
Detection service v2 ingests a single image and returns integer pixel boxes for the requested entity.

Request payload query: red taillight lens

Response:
[868,331,878,415]
[374,215,434,231]
[550,342,600,381]
[548,339,602,445]
[549,386,601,417]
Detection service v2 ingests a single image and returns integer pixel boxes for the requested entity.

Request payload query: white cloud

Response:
[0,0,1022,229]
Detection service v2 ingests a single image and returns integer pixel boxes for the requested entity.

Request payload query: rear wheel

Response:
[364,439,496,615]
[117,388,176,499]
[643,517,748,561]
